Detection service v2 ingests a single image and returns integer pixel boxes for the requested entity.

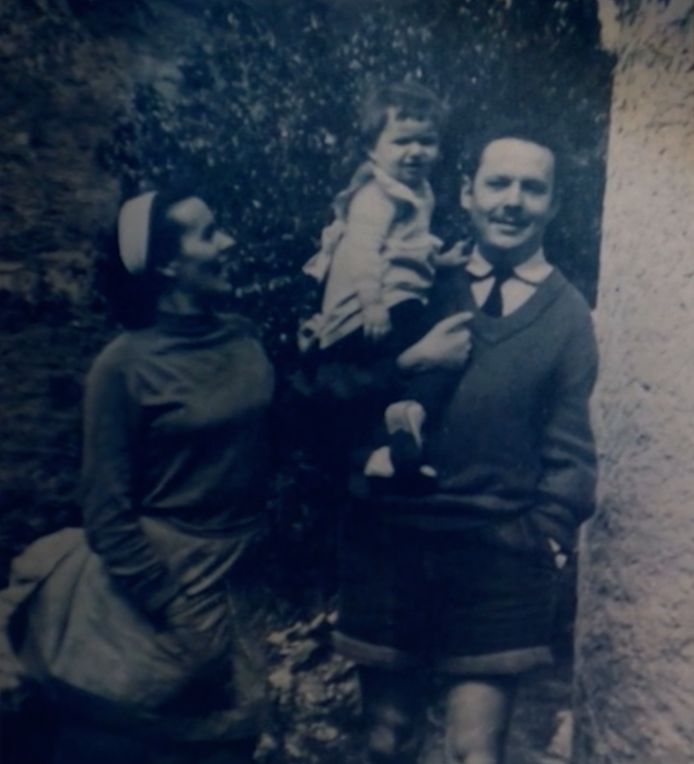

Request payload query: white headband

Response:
[117,191,157,275]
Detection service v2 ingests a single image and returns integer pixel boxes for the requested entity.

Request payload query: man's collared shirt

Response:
[466,247,554,316]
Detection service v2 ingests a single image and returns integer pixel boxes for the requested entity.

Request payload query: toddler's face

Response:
[369,107,440,188]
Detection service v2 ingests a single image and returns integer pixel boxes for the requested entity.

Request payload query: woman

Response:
[1,189,275,763]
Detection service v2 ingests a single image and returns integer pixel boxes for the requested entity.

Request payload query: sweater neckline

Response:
[453,267,568,344]
[154,311,225,336]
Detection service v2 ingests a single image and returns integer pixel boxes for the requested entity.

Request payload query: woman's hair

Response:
[95,186,199,328]
[359,82,446,150]
[145,188,198,273]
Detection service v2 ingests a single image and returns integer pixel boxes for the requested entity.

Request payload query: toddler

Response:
[300,82,464,481]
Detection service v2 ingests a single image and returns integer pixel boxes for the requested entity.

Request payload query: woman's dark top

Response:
[81,311,275,618]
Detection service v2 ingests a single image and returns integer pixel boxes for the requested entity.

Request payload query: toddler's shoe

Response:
[385,401,437,479]
[363,444,437,496]
[363,446,395,478]
[362,445,435,477]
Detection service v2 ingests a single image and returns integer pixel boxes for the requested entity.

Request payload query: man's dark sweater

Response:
[382,265,598,551]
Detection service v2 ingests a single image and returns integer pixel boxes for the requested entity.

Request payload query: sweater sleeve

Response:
[81,350,182,619]
[340,183,397,306]
[531,306,599,551]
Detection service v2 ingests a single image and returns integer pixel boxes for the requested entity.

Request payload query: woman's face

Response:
[165,197,236,300]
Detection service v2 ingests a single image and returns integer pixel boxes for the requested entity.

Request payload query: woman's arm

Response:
[81,351,182,620]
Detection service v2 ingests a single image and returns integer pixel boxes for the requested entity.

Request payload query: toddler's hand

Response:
[433,240,468,268]
[363,303,392,342]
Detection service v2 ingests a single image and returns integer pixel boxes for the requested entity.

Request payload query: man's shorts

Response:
[334,505,559,675]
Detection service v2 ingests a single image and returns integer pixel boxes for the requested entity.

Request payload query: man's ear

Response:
[460,176,473,211]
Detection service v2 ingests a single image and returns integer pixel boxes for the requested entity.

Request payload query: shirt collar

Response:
[370,163,431,208]
[155,310,223,336]
[466,246,553,284]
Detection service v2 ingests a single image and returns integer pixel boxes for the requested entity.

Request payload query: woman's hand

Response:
[397,312,473,374]
[163,589,230,660]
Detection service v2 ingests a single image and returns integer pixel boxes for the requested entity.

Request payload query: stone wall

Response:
[574,1,694,762]
[0,0,202,302]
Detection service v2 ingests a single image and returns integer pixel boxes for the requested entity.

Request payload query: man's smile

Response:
[489,217,529,232]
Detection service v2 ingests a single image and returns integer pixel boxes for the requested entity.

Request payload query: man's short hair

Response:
[360,82,446,150]
[462,120,568,197]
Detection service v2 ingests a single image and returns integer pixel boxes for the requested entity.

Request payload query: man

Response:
[334,125,599,764]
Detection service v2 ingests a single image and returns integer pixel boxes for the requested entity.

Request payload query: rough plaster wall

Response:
[574,1,694,762]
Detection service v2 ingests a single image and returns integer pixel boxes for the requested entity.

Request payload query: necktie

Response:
[480,265,516,317]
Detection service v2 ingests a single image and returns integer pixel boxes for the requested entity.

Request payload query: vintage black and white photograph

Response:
[0,1,692,762]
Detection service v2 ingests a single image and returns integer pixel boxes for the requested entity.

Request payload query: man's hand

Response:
[363,303,392,342]
[397,312,473,374]
[548,538,569,570]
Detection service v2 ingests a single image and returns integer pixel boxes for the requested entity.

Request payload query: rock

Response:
[575,2,694,762]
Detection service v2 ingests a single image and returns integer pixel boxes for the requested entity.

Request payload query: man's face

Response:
[461,138,558,264]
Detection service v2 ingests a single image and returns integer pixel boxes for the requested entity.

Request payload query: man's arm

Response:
[531,308,599,552]
[396,312,473,374]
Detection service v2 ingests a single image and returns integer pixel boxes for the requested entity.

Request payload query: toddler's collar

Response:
[370,163,430,207]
